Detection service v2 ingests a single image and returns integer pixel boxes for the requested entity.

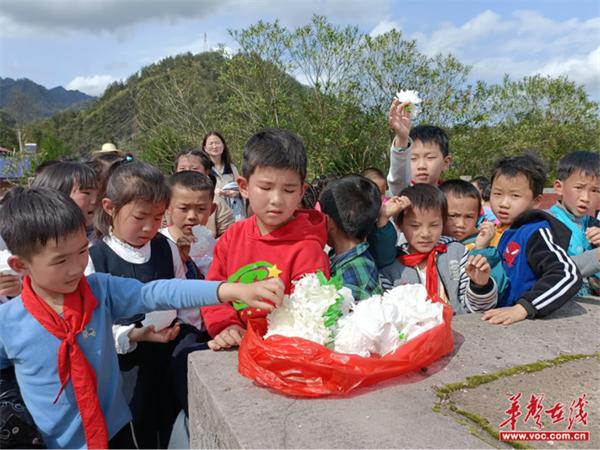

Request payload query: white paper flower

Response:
[334,284,443,357]
[265,273,349,346]
[395,89,422,117]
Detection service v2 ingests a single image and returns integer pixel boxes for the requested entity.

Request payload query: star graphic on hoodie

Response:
[267,265,282,278]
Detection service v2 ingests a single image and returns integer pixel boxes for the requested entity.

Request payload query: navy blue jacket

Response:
[498,210,582,317]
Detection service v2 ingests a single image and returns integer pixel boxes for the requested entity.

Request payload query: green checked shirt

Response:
[329,242,382,301]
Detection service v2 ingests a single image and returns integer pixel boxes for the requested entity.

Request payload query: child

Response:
[482,154,582,325]
[472,175,498,224]
[87,159,196,447]
[439,179,508,297]
[174,148,235,238]
[319,175,382,300]
[0,187,283,449]
[31,161,99,236]
[162,171,217,279]
[439,179,482,249]
[549,151,600,296]
[377,184,498,314]
[361,167,389,204]
[386,99,450,194]
[201,128,330,350]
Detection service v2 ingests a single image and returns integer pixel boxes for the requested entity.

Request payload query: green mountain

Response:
[25,51,307,165]
[26,51,231,157]
[0,77,94,123]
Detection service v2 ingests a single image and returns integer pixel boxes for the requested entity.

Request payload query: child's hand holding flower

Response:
[218,277,284,312]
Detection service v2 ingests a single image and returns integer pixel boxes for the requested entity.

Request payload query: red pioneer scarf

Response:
[21,276,108,449]
[398,243,447,300]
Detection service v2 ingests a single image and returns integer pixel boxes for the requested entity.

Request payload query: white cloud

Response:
[66,75,116,96]
[417,10,509,56]
[536,46,600,96]
[412,9,600,97]
[0,0,223,36]
[0,0,391,37]
[369,19,401,37]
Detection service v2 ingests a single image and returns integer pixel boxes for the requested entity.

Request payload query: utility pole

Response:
[17,129,23,153]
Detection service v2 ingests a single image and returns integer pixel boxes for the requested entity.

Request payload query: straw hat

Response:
[92,142,124,157]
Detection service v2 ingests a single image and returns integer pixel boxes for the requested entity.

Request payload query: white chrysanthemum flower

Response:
[265,273,347,345]
[334,284,443,357]
[395,89,422,117]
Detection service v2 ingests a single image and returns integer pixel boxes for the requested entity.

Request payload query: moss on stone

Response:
[435,352,599,397]
[432,352,599,449]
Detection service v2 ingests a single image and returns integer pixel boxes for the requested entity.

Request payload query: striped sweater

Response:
[380,236,497,314]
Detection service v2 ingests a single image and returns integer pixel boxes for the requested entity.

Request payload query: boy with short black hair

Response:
[439,179,482,249]
[378,184,497,313]
[201,128,330,350]
[174,148,235,238]
[319,175,382,300]
[482,154,582,325]
[387,99,451,194]
[0,187,283,449]
[439,179,509,298]
[162,171,217,278]
[549,150,600,296]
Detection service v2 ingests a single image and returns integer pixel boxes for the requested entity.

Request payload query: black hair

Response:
[490,153,547,198]
[409,125,449,157]
[471,175,491,201]
[361,167,386,181]
[174,148,213,173]
[0,187,85,260]
[167,171,215,199]
[31,161,98,195]
[300,184,318,209]
[92,152,122,165]
[35,159,60,176]
[95,159,171,238]
[556,151,600,181]
[319,175,381,241]
[311,174,339,200]
[397,184,448,223]
[440,179,482,212]
[202,131,234,174]
[242,128,307,182]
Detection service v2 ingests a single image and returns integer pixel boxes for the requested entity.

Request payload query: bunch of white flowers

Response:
[395,89,422,117]
[265,273,352,346]
[334,284,443,357]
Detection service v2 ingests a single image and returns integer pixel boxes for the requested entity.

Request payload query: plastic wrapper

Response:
[238,300,454,397]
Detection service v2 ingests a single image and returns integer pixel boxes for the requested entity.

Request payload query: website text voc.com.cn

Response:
[500,431,590,441]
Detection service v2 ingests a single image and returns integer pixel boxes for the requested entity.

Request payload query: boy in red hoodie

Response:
[201,128,330,350]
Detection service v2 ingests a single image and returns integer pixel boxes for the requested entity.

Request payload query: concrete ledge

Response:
[189,298,600,448]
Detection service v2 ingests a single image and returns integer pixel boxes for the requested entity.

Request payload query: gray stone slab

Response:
[449,358,599,449]
[188,298,600,449]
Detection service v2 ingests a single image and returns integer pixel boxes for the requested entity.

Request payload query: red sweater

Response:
[201,209,330,337]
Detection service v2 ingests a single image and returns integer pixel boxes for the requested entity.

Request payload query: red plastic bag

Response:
[238,303,454,397]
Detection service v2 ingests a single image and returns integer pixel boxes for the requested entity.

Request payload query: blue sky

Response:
[0,0,598,98]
